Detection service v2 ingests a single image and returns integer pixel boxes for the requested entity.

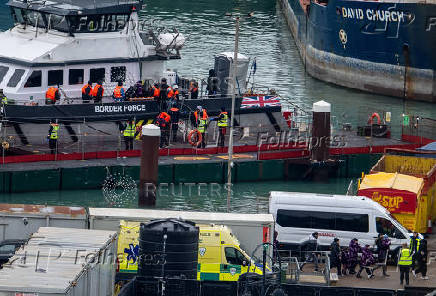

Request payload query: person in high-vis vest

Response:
[398,243,413,286]
[45,86,60,105]
[156,112,171,148]
[81,81,92,103]
[217,107,228,147]
[47,120,59,154]
[92,80,104,103]
[0,89,7,105]
[122,119,135,150]
[112,81,125,102]
[168,100,180,142]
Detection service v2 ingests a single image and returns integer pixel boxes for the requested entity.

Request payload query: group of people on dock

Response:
[299,231,428,286]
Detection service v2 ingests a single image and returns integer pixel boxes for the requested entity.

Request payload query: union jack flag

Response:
[241,96,281,109]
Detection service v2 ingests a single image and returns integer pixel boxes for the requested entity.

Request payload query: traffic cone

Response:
[427,217,432,234]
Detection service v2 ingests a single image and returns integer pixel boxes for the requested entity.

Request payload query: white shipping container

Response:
[0,227,117,296]
[88,207,274,255]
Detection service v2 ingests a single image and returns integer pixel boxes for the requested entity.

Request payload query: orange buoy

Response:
[368,112,381,125]
[188,129,202,147]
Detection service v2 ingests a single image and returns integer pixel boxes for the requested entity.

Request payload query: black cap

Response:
[334,238,339,242]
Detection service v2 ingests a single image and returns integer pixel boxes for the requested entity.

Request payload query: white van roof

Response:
[270,191,390,213]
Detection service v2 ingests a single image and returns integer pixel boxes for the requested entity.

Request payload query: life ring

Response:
[188,129,202,147]
[368,112,381,125]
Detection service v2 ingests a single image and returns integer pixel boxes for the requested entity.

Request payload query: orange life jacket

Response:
[91,84,104,97]
[152,87,160,97]
[194,109,208,121]
[45,87,58,101]
[81,84,92,95]
[167,88,174,99]
[170,107,179,112]
[113,85,124,98]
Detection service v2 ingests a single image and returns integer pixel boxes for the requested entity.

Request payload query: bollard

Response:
[311,100,331,162]
[139,124,160,207]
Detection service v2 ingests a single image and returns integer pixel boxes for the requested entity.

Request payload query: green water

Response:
[0,178,353,213]
[0,0,434,209]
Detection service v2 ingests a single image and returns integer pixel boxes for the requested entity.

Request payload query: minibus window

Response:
[376,217,406,239]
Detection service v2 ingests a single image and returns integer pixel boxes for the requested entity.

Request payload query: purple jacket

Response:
[360,246,375,267]
[377,238,391,261]
[348,240,361,260]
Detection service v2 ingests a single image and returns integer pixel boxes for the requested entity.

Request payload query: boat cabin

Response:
[0,0,184,105]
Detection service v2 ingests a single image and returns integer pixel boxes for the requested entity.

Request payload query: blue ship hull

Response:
[279,0,436,102]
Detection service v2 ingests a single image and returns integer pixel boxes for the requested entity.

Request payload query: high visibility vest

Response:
[152,87,160,97]
[123,123,135,138]
[198,118,207,133]
[410,238,421,252]
[92,84,104,97]
[194,109,208,122]
[81,84,92,95]
[49,124,59,140]
[46,87,58,101]
[218,112,228,127]
[398,248,412,266]
[113,86,124,98]
[167,88,174,99]
[1,95,7,104]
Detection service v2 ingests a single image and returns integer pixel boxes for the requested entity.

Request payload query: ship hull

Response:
[279,0,436,102]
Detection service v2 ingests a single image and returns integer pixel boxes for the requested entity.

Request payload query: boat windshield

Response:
[11,8,129,33]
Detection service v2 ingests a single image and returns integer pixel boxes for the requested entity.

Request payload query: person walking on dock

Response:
[122,119,135,150]
[414,238,428,280]
[47,120,59,154]
[398,243,413,286]
[81,81,92,103]
[168,99,180,142]
[92,80,104,103]
[348,238,361,274]
[193,106,208,149]
[330,238,342,276]
[156,112,171,148]
[113,81,125,102]
[410,232,421,277]
[217,107,228,147]
[300,232,319,272]
[374,233,391,276]
[356,244,375,279]
[45,85,60,105]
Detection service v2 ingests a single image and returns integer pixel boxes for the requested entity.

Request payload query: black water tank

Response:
[138,219,199,279]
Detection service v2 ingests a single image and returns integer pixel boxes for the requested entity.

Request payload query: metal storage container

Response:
[0,227,117,296]
[0,204,87,242]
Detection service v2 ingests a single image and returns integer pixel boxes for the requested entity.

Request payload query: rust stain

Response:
[0,203,86,217]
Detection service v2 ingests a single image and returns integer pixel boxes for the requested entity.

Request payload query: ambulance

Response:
[117,220,265,282]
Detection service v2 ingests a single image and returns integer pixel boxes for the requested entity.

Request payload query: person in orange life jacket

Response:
[81,81,93,103]
[159,78,170,111]
[45,85,60,105]
[156,112,171,148]
[168,99,181,142]
[211,107,228,147]
[189,81,199,100]
[47,119,59,154]
[92,80,104,103]
[192,106,208,148]
[151,83,160,100]
[112,81,125,102]
[167,85,179,100]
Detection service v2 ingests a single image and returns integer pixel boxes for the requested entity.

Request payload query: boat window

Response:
[276,209,369,233]
[7,69,25,88]
[24,70,42,88]
[23,10,46,29]
[111,66,126,82]
[0,66,9,83]
[48,70,64,86]
[12,8,25,25]
[69,69,84,85]
[48,14,69,32]
[90,68,106,83]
